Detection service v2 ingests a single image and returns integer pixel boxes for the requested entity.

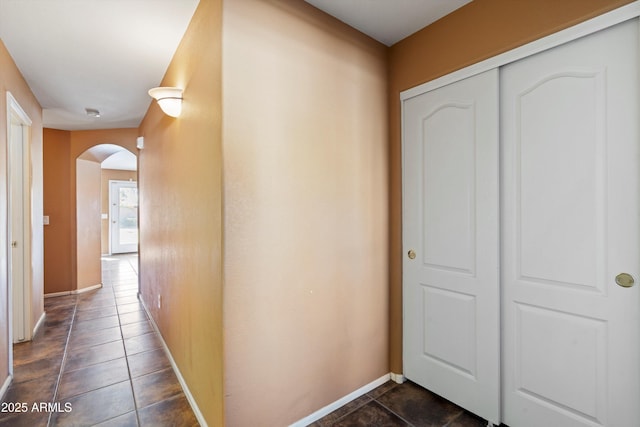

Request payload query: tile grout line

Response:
[441,410,467,427]
[320,395,374,426]
[324,384,408,427]
[370,399,415,427]
[46,296,79,427]
[109,256,144,427]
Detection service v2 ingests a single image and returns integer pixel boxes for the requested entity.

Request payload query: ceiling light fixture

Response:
[148,87,183,118]
[85,108,101,118]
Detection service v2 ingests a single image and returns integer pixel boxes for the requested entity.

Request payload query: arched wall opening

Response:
[75,144,137,292]
[42,128,139,296]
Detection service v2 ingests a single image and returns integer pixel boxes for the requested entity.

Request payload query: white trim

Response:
[289,373,391,427]
[390,372,405,384]
[6,91,33,348]
[6,92,32,126]
[32,311,46,336]
[75,283,102,294]
[44,291,72,298]
[108,179,139,255]
[401,1,640,100]
[139,297,208,427]
[44,283,103,298]
[0,375,11,401]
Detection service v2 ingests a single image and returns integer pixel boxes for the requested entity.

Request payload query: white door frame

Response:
[6,92,33,357]
[401,2,640,101]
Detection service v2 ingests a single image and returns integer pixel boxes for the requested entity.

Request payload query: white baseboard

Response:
[139,297,208,427]
[390,372,405,384]
[289,373,392,427]
[0,375,12,401]
[32,312,46,337]
[76,283,103,294]
[44,283,103,298]
[44,291,71,298]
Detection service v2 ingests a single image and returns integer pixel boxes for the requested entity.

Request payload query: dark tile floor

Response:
[312,380,493,427]
[0,254,199,427]
[2,255,499,427]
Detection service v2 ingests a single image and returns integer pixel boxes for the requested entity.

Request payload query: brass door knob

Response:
[615,273,635,288]
[408,250,416,260]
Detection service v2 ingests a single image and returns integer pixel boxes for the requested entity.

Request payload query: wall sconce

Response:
[148,87,183,118]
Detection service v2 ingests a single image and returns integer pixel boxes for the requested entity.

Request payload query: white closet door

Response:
[403,68,500,424]
[501,19,640,427]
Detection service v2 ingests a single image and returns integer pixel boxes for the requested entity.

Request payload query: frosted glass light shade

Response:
[148,87,183,117]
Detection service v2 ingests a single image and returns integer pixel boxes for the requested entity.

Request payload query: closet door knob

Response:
[615,273,635,288]
[407,250,416,260]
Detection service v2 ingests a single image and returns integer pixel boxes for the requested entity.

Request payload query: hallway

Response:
[0,255,199,426]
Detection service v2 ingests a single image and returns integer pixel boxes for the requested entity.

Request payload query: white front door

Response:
[403,68,500,424]
[109,180,138,254]
[501,19,639,427]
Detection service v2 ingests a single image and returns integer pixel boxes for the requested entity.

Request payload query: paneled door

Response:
[9,119,27,343]
[501,19,640,427]
[109,180,139,254]
[403,69,500,425]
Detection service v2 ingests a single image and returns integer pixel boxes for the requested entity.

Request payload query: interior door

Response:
[403,69,500,424]
[109,180,138,254]
[501,19,640,427]
[9,120,26,343]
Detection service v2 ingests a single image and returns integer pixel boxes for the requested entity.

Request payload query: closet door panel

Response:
[403,68,500,425]
[501,19,640,427]
[518,72,603,291]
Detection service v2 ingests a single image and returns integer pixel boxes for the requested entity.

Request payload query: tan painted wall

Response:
[76,159,102,289]
[43,129,72,294]
[43,128,137,293]
[387,0,635,373]
[222,1,388,425]
[101,169,137,254]
[137,0,224,424]
[0,39,43,390]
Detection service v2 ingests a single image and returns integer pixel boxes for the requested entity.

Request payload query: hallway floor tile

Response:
[0,254,199,427]
[311,380,501,427]
[3,255,506,427]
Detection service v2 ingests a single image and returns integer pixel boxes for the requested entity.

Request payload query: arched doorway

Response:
[75,144,137,291]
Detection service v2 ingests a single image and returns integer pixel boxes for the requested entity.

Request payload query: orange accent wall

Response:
[43,128,72,294]
[43,128,137,294]
[137,0,224,424]
[101,169,137,255]
[387,0,635,374]
[0,39,43,390]
[222,1,388,425]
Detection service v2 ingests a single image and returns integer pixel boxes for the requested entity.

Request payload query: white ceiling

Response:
[304,0,472,46]
[76,143,137,171]
[0,0,469,136]
[0,0,200,131]
[102,150,137,171]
